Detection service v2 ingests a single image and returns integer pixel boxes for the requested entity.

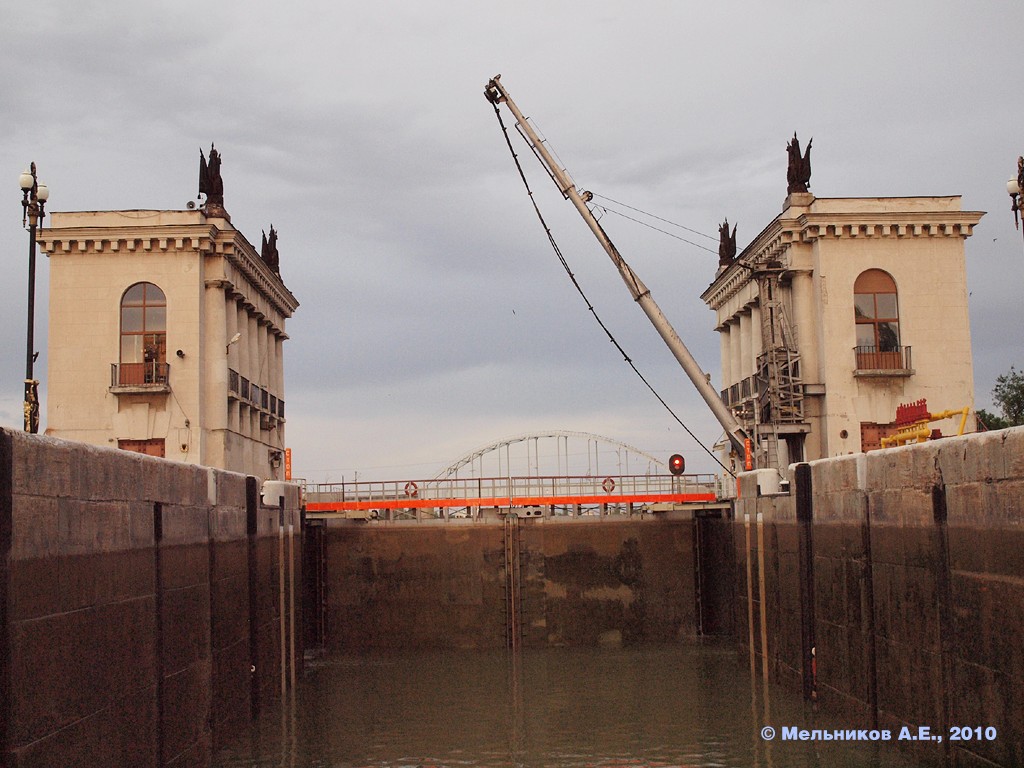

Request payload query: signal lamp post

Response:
[19,163,48,433]
[668,453,685,475]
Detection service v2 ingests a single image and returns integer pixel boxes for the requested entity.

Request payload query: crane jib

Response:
[485,75,751,467]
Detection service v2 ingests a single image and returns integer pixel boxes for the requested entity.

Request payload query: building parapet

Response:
[701,196,984,312]
[40,210,299,321]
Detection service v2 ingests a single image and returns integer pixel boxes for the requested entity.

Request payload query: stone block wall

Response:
[0,430,301,768]
[734,427,1024,767]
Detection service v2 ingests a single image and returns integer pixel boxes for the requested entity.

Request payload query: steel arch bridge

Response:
[304,431,720,518]
[435,430,669,480]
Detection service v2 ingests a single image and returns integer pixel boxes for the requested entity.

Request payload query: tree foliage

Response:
[991,366,1024,427]
[975,408,1011,431]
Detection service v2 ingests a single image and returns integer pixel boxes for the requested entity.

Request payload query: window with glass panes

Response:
[120,282,167,384]
[854,269,901,368]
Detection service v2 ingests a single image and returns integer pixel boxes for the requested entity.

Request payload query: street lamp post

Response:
[1009,155,1024,242]
[19,163,48,434]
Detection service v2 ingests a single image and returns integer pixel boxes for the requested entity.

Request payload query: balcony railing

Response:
[110,362,170,390]
[854,345,912,373]
[228,368,285,420]
[720,375,757,407]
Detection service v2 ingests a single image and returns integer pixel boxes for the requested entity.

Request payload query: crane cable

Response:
[591,199,718,255]
[592,193,719,244]
[489,100,735,477]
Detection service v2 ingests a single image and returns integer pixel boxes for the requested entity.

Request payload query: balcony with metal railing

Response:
[228,368,285,421]
[853,345,913,377]
[720,375,759,408]
[109,362,171,394]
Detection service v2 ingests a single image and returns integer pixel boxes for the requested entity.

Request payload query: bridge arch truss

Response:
[436,430,669,480]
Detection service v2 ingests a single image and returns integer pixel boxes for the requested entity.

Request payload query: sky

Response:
[2,1,1023,484]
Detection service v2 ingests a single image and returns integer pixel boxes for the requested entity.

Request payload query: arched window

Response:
[119,282,167,385]
[854,269,902,369]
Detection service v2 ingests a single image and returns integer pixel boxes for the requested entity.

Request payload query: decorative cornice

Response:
[701,198,984,312]
[701,214,794,309]
[216,230,299,319]
[794,210,983,242]
[39,225,216,255]
[40,212,300,320]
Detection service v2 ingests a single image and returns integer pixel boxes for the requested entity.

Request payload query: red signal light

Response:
[668,453,685,475]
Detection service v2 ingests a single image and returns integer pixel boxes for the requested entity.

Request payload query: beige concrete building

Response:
[39,208,299,479]
[702,192,983,468]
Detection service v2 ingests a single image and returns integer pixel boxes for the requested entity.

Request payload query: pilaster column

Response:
[750,304,763,373]
[203,282,229,439]
[729,317,743,389]
[719,326,732,388]
[739,310,753,382]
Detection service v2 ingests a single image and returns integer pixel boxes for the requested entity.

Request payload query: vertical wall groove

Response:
[315,523,326,650]
[693,513,735,638]
[693,517,704,635]
[0,431,13,768]
[278,499,286,699]
[153,502,165,768]
[301,519,327,653]
[861,495,878,729]
[744,514,756,681]
[932,482,953,763]
[503,515,522,651]
[245,476,261,719]
[206,503,219,749]
[794,462,816,702]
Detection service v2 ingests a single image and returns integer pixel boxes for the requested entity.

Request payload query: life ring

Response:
[602,477,615,493]
[404,481,419,497]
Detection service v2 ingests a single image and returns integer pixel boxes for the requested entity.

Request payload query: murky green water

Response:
[214,643,921,767]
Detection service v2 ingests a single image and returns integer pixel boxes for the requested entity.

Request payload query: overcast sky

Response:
[3,1,1023,483]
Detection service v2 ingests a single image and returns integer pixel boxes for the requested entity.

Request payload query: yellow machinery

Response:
[880,399,970,448]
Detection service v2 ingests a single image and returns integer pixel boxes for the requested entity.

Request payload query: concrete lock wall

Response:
[321,517,702,651]
[734,427,1024,768]
[0,429,302,768]
[5,423,1022,766]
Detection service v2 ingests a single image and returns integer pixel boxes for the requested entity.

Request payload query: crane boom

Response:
[485,75,749,459]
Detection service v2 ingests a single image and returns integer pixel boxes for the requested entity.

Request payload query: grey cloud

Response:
[2,0,1022,482]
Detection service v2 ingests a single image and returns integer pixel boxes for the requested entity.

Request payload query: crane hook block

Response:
[484,76,503,104]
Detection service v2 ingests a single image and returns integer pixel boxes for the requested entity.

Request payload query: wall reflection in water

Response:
[214,643,918,768]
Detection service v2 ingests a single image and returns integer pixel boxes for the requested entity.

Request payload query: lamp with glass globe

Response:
[19,163,49,433]
[1009,156,1024,240]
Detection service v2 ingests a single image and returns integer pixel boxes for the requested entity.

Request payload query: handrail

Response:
[304,473,721,513]
[110,362,170,387]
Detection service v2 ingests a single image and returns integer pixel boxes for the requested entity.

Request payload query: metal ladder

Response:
[756,270,805,468]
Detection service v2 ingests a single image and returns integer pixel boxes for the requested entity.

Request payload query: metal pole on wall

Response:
[743,511,758,701]
[756,512,769,690]
[278,495,286,699]
[18,164,48,434]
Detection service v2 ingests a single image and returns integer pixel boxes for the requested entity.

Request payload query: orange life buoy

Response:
[404,481,418,497]
[602,476,615,493]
